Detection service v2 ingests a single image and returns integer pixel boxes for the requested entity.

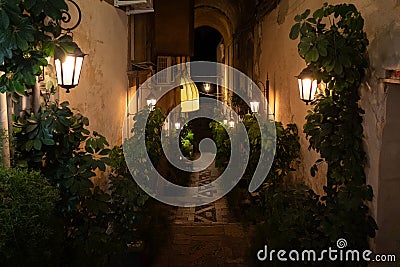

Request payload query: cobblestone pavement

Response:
[152,154,253,267]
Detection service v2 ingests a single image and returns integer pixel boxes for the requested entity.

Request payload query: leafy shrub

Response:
[13,102,115,265]
[251,184,324,267]
[209,120,231,169]
[180,126,194,159]
[0,167,59,265]
[219,119,300,225]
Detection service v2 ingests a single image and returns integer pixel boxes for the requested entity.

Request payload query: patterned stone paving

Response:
[152,154,253,267]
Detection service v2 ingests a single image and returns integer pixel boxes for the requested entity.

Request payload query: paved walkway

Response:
[152,154,253,267]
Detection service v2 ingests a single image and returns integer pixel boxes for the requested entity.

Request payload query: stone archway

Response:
[194,6,232,47]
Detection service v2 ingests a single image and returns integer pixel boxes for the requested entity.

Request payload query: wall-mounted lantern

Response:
[55,47,86,93]
[250,100,260,113]
[146,92,157,110]
[297,67,318,105]
[203,83,211,93]
[54,0,86,93]
[174,122,181,130]
[228,119,235,128]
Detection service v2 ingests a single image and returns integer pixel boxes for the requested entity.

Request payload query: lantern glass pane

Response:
[301,78,313,100]
[55,59,63,85]
[62,56,76,86]
[298,78,303,98]
[73,56,84,85]
[310,80,318,101]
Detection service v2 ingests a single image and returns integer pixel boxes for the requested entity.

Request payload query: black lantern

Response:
[55,47,86,93]
[54,0,86,93]
[297,67,318,104]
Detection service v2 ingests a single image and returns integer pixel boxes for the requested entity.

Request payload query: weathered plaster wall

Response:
[256,0,400,254]
[59,0,128,147]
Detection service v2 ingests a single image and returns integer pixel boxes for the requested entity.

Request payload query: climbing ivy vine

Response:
[290,3,377,250]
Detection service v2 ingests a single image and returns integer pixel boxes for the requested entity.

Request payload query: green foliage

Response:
[0,0,80,99]
[13,101,115,265]
[289,3,368,79]
[290,2,376,252]
[0,129,7,165]
[108,107,170,265]
[209,120,231,169]
[107,143,171,265]
[0,167,59,265]
[267,122,300,185]
[231,94,249,115]
[11,103,170,264]
[179,126,194,158]
[252,184,325,267]
[211,117,301,225]
[107,145,150,250]
[129,106,165,166]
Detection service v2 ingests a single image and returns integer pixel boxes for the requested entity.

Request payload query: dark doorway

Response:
[192,26,222,62]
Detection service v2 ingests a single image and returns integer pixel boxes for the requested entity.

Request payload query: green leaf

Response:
[33,139,42,150]
[14,82,26,96]
[289,23,301,40]
[42,138,55,145]
[307,17,317,24]
[334,62,343,75]
[294,14,302,22]
[301,9,311,20]
[26,123,38,133]
[298,41,311,57]
[99,149,111,156]
[305,46,319,63]
[313,8,324,19]
[24,74,37,86]
[97,161,106,172]
[317,44,328,57]
[0,10,10,29]
[25,139,34,151]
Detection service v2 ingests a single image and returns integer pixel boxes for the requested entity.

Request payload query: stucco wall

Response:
[59,0,128,147]
[256,0,400,255]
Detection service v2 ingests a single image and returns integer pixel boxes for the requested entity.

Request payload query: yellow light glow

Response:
[180,74,199,112]
[298,78,317,102]
[55,55,84,88]
[250,101,260,113]
[204,83,211,93]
